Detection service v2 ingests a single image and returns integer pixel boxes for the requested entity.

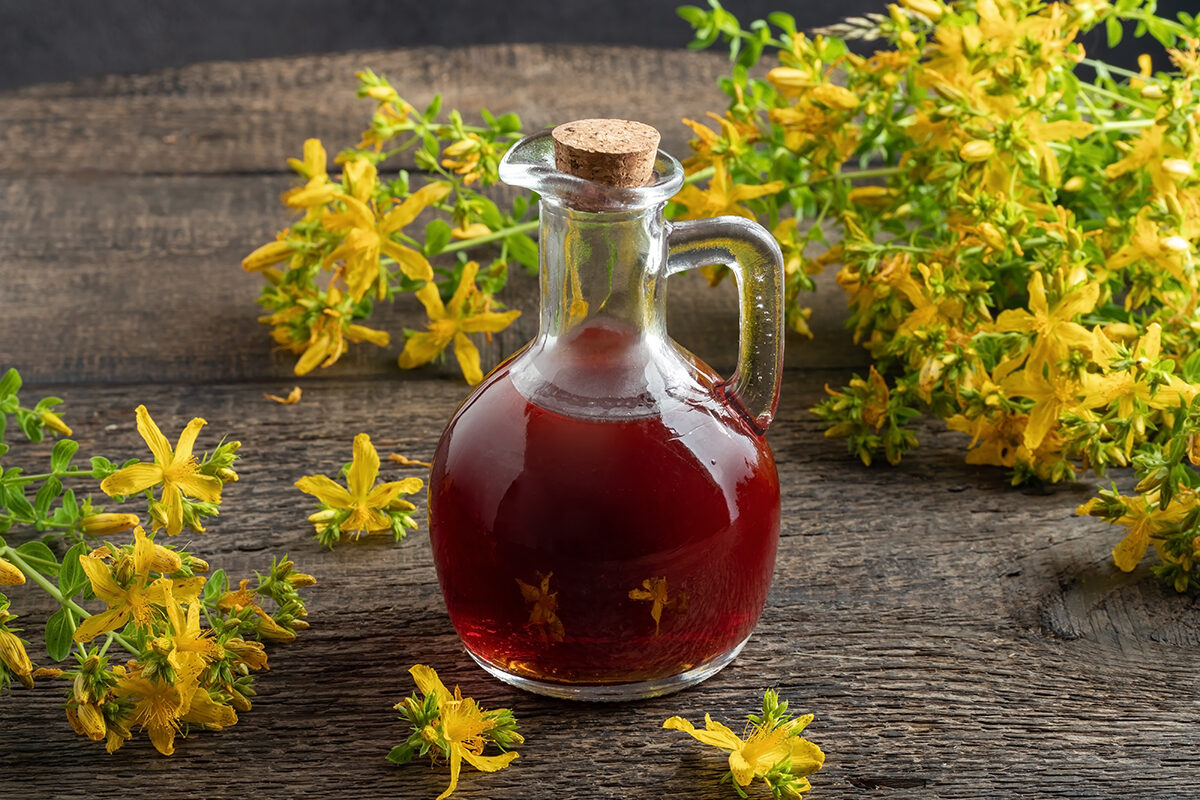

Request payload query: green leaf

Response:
[58,542,87,596]
[16,540,58,574]
[0,443,7,459]
[0,369,20,401]
[6,487,35,520]
[44,607,74,662]
[89,456,115,480]
[424,219,452,256]
[1106,16,1124,47]
[423,93,443,122]
[493,112,522,134]
[202,568,228,606]
[50,439,79,473]
[506,233,539,272]
[59,489,78,520]
[386,745,414,765]
[34,477,63,516]
[677,5,707,29]
[16,409,43,443]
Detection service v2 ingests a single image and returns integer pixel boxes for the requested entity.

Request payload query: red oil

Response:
[428,324,780,685]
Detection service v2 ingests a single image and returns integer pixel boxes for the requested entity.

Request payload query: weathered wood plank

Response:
[0,45,733,176]
[0,374,1195,798]
[0,173,864,385]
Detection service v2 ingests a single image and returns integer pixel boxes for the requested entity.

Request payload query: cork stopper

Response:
[552,119,661,188]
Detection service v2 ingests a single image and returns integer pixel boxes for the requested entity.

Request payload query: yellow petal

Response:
[663,715,743,751]
[73,606,130,643]
[172,417,207,463]
[161,484,185,537]
[294,475,354,509]
[345,324,391,347]
[381,240,435,282]
[461,749,519,772]
[397,331,450,370]
[460,309,521,334]
[994,308,1035,333]
[1023,398,1059,451]
[148,719,177,756]
[100,462,164,497]
[365,477,424,508]
[79,554,125,604]
[1026,272,1048,318]
[412,281,446,320]
[181,688,238,729]
[728,748,757,787]
[436,743,463,800]
[135,405,174,466]
[1056,282,1100,320]
[788,737,826,774]
[174,471,223,504]
[453,332,484,386]
[348,433,380,500]
[380,181,452,235]
[1113,519,1151,572]
[447,262,481,317]
[409,664,452,703]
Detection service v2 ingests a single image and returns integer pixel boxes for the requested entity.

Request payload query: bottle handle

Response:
[666,217,785,433]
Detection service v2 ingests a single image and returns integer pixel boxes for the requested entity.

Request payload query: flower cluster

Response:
[244,70,528,383]
[0,368,314,752]
[679,0,1200,590]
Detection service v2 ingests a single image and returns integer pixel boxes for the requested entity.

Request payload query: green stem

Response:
[10,468,95,485]
[1078,81,1153,111]
[1079,57,1160,83]
[811,166,905,185]
[0,513,77,531]
[0,545,138,656]
[1092,118,1156,131]
[440,219,540,253]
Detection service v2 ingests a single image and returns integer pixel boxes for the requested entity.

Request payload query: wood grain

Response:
[0,42,1197,800]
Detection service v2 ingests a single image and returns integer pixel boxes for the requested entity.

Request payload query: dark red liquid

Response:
[429,324,780,685]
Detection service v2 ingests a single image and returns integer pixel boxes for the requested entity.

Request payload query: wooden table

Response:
[1,44,1197,799]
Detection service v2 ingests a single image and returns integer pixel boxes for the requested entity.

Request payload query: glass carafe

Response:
[428,122,784,700]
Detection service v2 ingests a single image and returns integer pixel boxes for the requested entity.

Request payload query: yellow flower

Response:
[99,406,223,537]
[152,582,223,679]
[113,670,237,756]
[1079,490,1192,572]
[672,157,785,221]
[397,261,521,385]
[664,710,824,795]
[282,138,335,212]
[295,433,424,538]
[1000,364,1085,451]
[320,161,446,301]
[994,272,1099,374]
[628,576,688,635]
[408,665,522,800]
[73,528,204,643]
[0,557,25,586]
[515,572,565,642]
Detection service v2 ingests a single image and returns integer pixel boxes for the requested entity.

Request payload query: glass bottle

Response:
[428,120,784,700]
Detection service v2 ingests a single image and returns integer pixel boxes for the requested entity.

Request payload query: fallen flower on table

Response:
[295,432,423,547]
[387,664,523,800]
[664,689,824,799]
[264,386,303,405]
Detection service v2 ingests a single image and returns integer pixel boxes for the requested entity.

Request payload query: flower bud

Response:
[79,513,141,537]
[810,84,860,112]
[187,556,210,574]
[0,629,34,689]
[1161,235,1191,253]
[40,412,72,437]
[1140,84,1165,100]
[1062,176,1086,192]
[216,468,239,484]
[308,509,338,525]
[1162,158,1193,180]
[75,702,107,741]
[287,572,318,588]
[959,139,995,162]
[0,558,25,586]
[224,638,269,671]
[900,0,944,20]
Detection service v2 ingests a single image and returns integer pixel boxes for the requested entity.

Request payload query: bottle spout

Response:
[499,124,684,213]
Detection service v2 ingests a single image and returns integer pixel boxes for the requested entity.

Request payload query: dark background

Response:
[0,0,1189,91]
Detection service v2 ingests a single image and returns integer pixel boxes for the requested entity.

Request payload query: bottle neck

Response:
[535,201,668,343]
